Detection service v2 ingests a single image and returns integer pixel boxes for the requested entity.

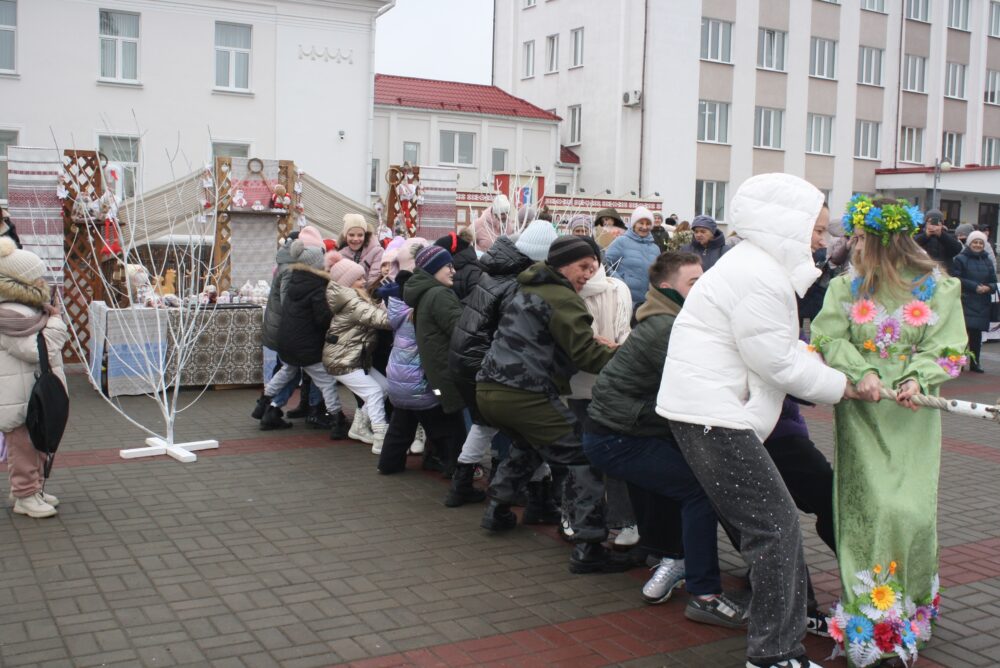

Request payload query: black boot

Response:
[569,543,635,574]
[480,499,517,531]
[251,393,271,419]
[522,479,561,525]
[286,376,313,418]
[305,403,332,429]
[329,411,350,440]
[444,464,487,507]
[260,405,292,431]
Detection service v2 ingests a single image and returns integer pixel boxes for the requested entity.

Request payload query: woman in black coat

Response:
[952,231,997,372]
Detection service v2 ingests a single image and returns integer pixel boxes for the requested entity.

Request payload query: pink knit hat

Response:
[325,250,366,287]
[396,237,428,272]
[298,225,325,249]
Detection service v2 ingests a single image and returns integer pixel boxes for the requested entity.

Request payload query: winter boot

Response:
[348,408,374,444]
[444,463,487,507]
[480,499,518,532]
[286,377,313,418]
[305,403,333,429]
[12,492,57,518]
[569,543,636,574]
[251,393,271,419]
[409,425,426,454]
[329,411,350,440]
[522,479,561,525]
[260,405,293,431]
[370,423,388,455]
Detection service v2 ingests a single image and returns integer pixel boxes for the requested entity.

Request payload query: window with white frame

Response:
[809,37,837,79]
[695,180,726,221]
[491,148,507,172]
[858,46,884,86]
[0,129,17,201]
[571,28,584,67]
[554,183,569,194]
[991,2,1000,37]
[903,54,927,92]
[522,41,534,78]
[948,0,969,29]
[899,127,924,163]
[99,10,139,81]
[212,142,249,159]
[983,136,1000,166]
[806,114,834,155]
[403,141,420,165]
[757,28,786,71]
[754,107,784,149]
[98,135,139,198]
[906,0,930,21]
[942,131,963,165]
[0,1,16,72]
[215,22,251,90]
[855,120,881,159]
[370,159,379,193]
[439,131,474,166]
[524,0,536,7]
[568,104,582,144]
[861,0,886,11]
[985,69,1000,105]
[545,34,558,73]
[945,62,966,98]
[698,100,729,143]
[700,18,732,63]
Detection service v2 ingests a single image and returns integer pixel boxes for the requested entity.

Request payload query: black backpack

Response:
[25,331,69,479]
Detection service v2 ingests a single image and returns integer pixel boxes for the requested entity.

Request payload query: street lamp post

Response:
[931,158,952,210]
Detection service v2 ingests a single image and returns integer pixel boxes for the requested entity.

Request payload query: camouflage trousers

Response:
[476,383,607,543]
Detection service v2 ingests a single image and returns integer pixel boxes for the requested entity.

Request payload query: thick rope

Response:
[878,387,951,410]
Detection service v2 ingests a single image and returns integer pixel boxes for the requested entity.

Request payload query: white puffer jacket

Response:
[655,173,846,441]
[0,302,68,432]
[569,265,632,399]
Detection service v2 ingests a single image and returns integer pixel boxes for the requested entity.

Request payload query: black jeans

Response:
[967,327,984,369]
[763,433,836,554]
[377,405,466,474]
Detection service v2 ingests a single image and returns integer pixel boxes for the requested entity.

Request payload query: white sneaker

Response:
[746,658,821,668]
[614,525,640,547]
[409,425,426,454]
[13,492,58,518]
[9,490,59,507]
[370,423,388,455]
[348,408,374,444]
[642,557,686,604]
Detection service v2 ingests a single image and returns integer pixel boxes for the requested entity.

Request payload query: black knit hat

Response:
[547,235,600,268]
[434,232,470,254]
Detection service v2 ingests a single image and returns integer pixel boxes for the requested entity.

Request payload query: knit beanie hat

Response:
[955,223,975,238]
[691,215,718,233]
[515,220,559,261]
[326,250,366,287]
[547,235,600,268]
[297,225,325,250]
[343,213,373,236]
[323,239,337,252]
[397,237,428,272]
[291,239,326,269]
[630,206,654,227]
[0,237,45,284]
[568,214,593,236]
[434,232,470,255]
[415,245,453,275]
[967,230,989,248]
[492,194,511,216]
[925,208,944,223]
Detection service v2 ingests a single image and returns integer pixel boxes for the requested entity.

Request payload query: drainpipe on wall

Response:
[638,0,649,195]
[368,1,397,205]
[893,0,904,171]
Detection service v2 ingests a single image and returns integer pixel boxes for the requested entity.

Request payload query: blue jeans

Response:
[272,367,322,408]
[582,431,721,595]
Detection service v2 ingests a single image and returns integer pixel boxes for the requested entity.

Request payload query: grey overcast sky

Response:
[374,0,494,84]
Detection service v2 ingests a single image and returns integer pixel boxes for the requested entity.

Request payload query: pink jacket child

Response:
[338,213,385,287]
[473,194,515,252]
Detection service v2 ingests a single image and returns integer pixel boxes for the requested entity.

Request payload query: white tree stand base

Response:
[120,437,219,463]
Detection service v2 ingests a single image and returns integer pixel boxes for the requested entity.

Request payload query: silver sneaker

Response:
[641,557,686,604]
[685,592,748,628]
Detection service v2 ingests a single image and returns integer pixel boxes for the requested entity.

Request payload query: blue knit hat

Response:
[415,245,453,275]
[691,215,717,233]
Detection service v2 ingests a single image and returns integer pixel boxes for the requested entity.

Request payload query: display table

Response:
[89,303,265,397]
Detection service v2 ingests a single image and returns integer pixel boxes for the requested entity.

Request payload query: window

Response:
[695,180,726,221]
[899,127,924,163]
[945,62,966,99]
[98,135,139,198]
[942,131,963,166]
[0,0,15,72]
[439,130,474,166]
[700,18,732,63]
[858,46,884,86]
[903,54,927,92]
[754,107,784,149]
[698,100,729,143]
[545,34,558,73]
[906,0,930,21]
[809,37,837,79]
[855,120,881,159]
[212,142,249,159]
[554,183,569,194]
[948,0,969,29]
[403,141,420,165]
[524,0,536,7]
[99,10,139,81]
[215,22,251,90]
[991,2,1000,37]
[491,148,507,172]
[861,0,886,10]
[983,137,1000,166]
[522,41,534,78]
[568,104,582,144]
[571,28,584,67]
[806,114,834,155]
[985,69,1000,105]
[757,28,786,71]
[370,158,379,193]
[0,129,16,201]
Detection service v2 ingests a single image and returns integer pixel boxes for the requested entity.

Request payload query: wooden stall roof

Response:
[299,173,376,238]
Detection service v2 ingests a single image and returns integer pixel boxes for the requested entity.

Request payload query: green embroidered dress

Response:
[810,267,967,667]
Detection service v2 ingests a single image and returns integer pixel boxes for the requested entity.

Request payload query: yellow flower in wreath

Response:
[863,340,877,352]
[871,584,896,611]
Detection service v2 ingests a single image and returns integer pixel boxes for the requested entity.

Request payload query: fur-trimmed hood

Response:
[288,263,332,281]
[0,275,49,308]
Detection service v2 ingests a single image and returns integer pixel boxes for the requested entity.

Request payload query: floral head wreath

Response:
[842,194,925,246]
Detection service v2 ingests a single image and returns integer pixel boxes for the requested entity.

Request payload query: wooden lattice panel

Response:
[276,160,295,243]
[213,157,233,292]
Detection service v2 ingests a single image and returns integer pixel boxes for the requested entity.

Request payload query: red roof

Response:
[560,145,580,164]
[374,74,561,122]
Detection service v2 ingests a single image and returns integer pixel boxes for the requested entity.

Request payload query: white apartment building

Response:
[493,0,1000,234]
[0,0,391,206]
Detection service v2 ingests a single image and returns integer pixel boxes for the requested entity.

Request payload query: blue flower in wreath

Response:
[907,205,925,229]
[846,615,874,644]
[912,275,936,301]
[900,625,917,648]
[851,276,864,299]
[865,207,884,230]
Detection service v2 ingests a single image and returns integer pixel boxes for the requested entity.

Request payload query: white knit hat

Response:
[492,194,511,216]
[514,220,558,261]
[0,237,45,284]
[630,206,654,228]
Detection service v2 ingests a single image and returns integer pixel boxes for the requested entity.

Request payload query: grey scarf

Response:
[0,306,50,337]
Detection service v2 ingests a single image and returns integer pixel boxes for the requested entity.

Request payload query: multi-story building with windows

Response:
[493,0,1000,234]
